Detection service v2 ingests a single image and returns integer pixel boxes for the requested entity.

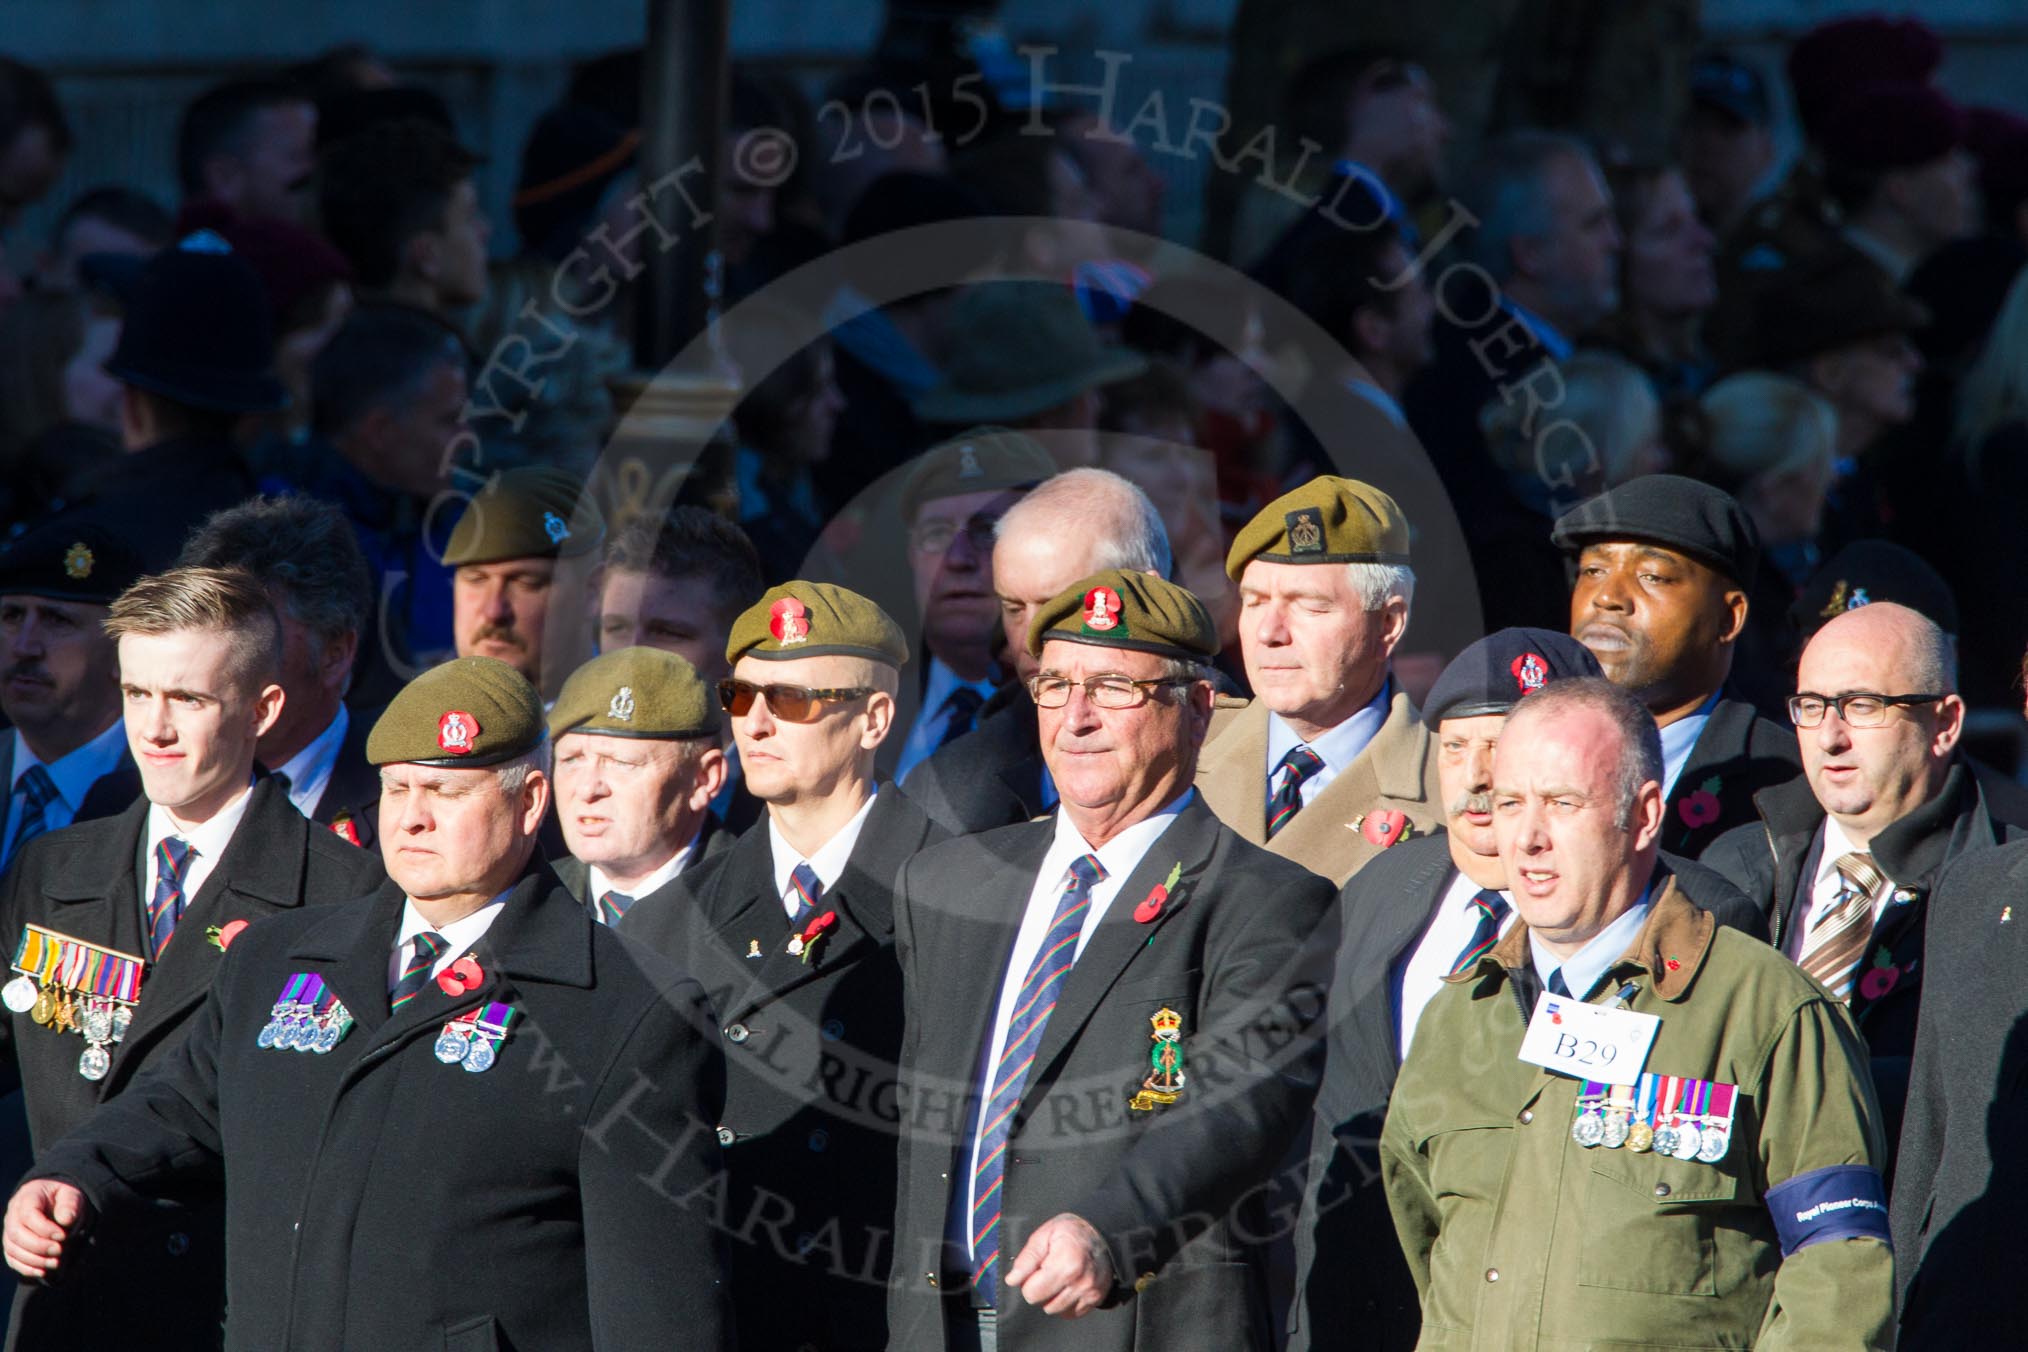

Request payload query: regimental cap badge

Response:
[1081,585,1124,635]
[1151,1007,1182,1035]
[607,686,635,722]
[769,596,811,645]
[62,543,93,580]
[437,709,480,755]
[958,444,982,478]
[1286,509,1324,555]
[1820,580,1848,618]
[1848,586,1871,609]
[543,510,570,545]
[1511,652,1548,694]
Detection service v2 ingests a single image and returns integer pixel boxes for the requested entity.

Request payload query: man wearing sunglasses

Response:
[623,580,943,1352]
[1705,600,2020,1159]
[888,569,1333,1352]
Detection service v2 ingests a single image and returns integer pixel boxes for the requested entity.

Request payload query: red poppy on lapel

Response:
[1135,863,1185,923]
[1359,810,1412,848]
[438,955,483,996]
[206,919,250,953]
[789,910,838,964]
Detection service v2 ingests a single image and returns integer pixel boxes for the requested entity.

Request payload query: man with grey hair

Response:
[179,494,381,847]
[903,466,1171,834]
[1704,601,2017,1157]
[1383,675,1894,1348]
[1198,476,1440,884]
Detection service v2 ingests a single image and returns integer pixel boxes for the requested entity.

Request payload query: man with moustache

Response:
[0,516,145,871]
[1292,631,1758,1351]
[0,566,384,1349]
[547,646,730,923]
[625,582,940,1351]
[1554,475,1801,858]
[1381,678,1891,1348]
[904,468,1172,835]
[890,429,1056,784]
[3,657,733,1350]
[447,466,605,693]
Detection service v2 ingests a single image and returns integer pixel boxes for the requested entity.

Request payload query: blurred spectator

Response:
[318,117,489,319]
[0,57,70,230]
[1286,221,1433,431]
[1482,349,1665,504]
[1945,266,2028,706]
[313,84,454,153]
[719,302,844,584]
[594,509,763,684]
[1820,82,1976,286]
[283,43,396,104]
[33,187,172,292]
[812,67,949,237]
[1906,107,2028,378]
[1681,51,1780,239]
[723,71,824,299]
[914,280,1145,468]
[0,290,123,530]
[1597,162,1717,398]
[950,130,1109,277]
[1054,109,1166,240]
[176,78,317,227]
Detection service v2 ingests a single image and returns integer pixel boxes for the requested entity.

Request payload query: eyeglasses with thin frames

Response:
[1027,674,1198,710]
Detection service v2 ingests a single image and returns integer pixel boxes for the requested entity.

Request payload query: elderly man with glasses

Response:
[887,570,1334,1352]
[1705,600,2023,1160]
[623,579,943,1352]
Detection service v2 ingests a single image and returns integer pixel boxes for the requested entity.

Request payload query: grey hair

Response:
[1345,562,1417,617]
[1506,677,1663,830]
[1458,129,1601,281]
[495,738,553,796]
[1904,613,1959,695]
[996,468,1173,578]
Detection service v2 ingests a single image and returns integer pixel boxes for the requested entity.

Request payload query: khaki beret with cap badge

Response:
[725,580,909,668]
[367,656,546,767]
[1225,476,1411,580]
[1028,568,1220,662]
[548,646,722,741]
[897,426,1057,523]
[443,466,605,567]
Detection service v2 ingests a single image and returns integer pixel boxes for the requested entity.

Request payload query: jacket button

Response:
[1654,1182,1672,1198]
[926,1273,939,1288]
[724,1024,750,1044]
[1485,1268,1499,1283]
[822,1019,845,1041]
[808,1129,829,1153]
[1135,1272,1156,1293]
[716,1126,736,1146]
[166,1232,190,1257]
[796,1233,816,1255]
[1518,1109,1533,1124]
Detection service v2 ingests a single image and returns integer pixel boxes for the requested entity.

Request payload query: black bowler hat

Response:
[1422,628,1604,730]
[1551,475,1761,591]
[102,231,288,413]
[0,511,146,605]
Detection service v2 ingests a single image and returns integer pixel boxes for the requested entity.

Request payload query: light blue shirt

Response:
[1530,885,1655,1002]
[1343,377,1408,431]
[1265,682,1391,809]
[896,658,996,785]
[4,721,128,863]
[1500,298,1574,363]
[273,704,349,819]
[1658,691,1723,799]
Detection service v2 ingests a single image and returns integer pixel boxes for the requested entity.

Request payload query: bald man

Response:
[1705,601,2025,1155]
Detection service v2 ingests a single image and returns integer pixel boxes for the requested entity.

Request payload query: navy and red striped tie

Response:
[1267,746,1324,838]
[1447,889,1510,977]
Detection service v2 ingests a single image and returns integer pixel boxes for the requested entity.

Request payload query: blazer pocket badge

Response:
[1129,1007,1186,1111]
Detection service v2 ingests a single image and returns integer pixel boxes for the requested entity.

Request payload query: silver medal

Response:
[1571,1110,1605,1147]
[82,1005,112,1044]
[77,1044,109,1081]
[1600,1111,1630,1150]
[1671,1121,1703,1161]
[1696,1125,1729,1164]
[462,1036,497,1073]
[1652,1123,1679,1157]
[256,1018,280,1050]
[434,1028,470,1064]
[2,976,37,1014]
[111,1006,132,1041]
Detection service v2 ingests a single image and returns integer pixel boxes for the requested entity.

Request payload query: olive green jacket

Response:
[1381,880,1894,1351]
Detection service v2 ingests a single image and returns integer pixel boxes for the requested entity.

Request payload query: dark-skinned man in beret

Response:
[1553,475,1801,860]
[0,565,385,1350]
[1197,476,1441,885]
[445,465,606,695]
[626,581,943,1352]
[547,646,732,923]
[1291,629,1761,1352]
[3,657,733,1351]
[888,569,1334,1352]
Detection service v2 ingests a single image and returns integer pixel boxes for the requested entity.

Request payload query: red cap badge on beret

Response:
[770,596,810,645]
[1511,652,1548,695]
[1082,586,1122,633]
[438,710,480,755]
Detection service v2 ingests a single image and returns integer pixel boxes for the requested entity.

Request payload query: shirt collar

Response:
[13,721,127,810]
[395,891,509,953]
[922,657,996,712]
[274,705,350,812]
[146,779,256,864]
[1657,690,1723,797]
[1499,297,1574,363]
[769,787,880,900]
[1265,681,1391,774]
[1050,788,1194,880]
[1529,883,1655,1000]
[1812,815,1874,892]
[590,831,698,904]
[1329,159,1406,224]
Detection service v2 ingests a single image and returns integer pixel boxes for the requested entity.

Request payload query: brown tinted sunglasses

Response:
[717,678,874,723]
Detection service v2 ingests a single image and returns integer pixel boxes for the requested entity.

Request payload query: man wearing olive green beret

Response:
[447,466,605,691]
[11,655,735,1349]
[623,580,943,1352]
[888,569,1333,1352]
[547,646,732,925]
[1197,475,1441,885]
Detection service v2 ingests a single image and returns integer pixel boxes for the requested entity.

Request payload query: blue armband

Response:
[1765,1164,1891,1257]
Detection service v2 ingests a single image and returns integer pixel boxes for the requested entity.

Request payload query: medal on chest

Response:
[435,1001,517,1073]
[8,924,144,1080]
[257,973,355,1054]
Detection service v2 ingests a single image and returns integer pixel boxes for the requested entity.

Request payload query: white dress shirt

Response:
[1398,870,1516,1058]
[1265,683,1390,809]
[273,704,350,819]
[958,790,1192,1261]
[589,836,696,910]
[1529,892,1653,1002]
[144,784,256,910]
[1790,816,1896,959]
[4,721,128,862]
[767,788,879,918]
[896,659,996,785]
[388,894,509,988]
[1658,691,1722,799]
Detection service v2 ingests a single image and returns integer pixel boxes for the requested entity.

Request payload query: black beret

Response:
[1821,82,1966,172]
[0,513,146,605]
[1550,475,1761,591]
[1422,628,1605,729]
[1790,540,1959,640]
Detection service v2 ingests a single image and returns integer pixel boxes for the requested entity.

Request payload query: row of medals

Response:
[1573,1095,1731,1163]
[434,1017,504,1073]
[257,998,353,1054]
[2,974,127,1081]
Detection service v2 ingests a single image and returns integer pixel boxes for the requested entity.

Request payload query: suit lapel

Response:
[1196,702,1269,845]
[76,753,141,823]
[551,856,591,905]
[44,797,149,956]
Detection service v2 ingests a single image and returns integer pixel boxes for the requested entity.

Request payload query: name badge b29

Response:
[1517,993,1660,1086]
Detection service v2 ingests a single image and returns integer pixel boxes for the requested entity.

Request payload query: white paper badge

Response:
[1517,992,1660,1086]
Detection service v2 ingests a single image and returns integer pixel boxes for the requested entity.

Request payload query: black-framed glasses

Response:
[1027,674,1198,710]
[717,678,874,723]
[1788,692,1944,729]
